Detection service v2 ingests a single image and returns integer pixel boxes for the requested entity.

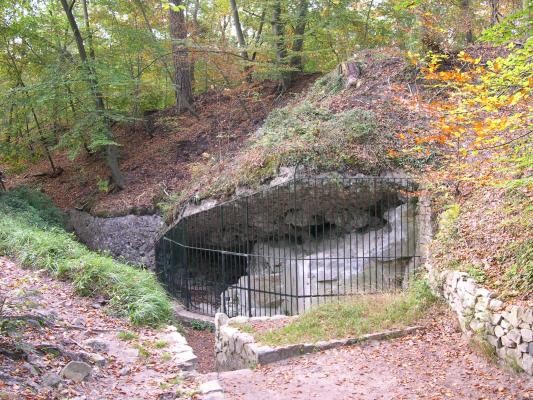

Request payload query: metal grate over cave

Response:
[155,176,421,317]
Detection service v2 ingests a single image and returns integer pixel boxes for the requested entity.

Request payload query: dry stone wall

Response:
[418,195,533,376]
[438,270,533,375]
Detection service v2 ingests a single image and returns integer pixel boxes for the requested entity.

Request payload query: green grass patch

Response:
[117,330,139,341]
[0,188,172,326]
[255,280,438,346]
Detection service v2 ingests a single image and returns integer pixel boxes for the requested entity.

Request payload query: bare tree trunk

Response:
[461,0,474,44]
[490,0,501,26]
[271,0,290,91]
[169,0,194,113]
[60,0,125,189]
[230,0,249,60]
[289,0,308,73]
[230,0,253,81]
[251,9,266,62]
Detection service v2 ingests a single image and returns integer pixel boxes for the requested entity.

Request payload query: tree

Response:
[59,0,125,189]
[169,0,194,113]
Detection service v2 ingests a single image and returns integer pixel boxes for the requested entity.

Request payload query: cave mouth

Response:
[156,176,420,317]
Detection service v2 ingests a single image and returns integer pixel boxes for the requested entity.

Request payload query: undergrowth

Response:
[255,280,439,346]
[0,188,172,326]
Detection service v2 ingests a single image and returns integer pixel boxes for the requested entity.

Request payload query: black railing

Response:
[155,176,421,317]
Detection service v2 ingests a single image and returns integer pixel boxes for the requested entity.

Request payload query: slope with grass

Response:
[0,188,172,325]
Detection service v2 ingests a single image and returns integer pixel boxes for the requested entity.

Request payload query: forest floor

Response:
[215,310,532,400]
[0,257,200,400]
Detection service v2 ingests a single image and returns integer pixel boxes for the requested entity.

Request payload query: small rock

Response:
[119,366,131,376]
[60,361,92,382]
[489,299,504,311]
[523,353,533,375]
[506,306,521,327]
[494,325,506,338]
[521,309,533,324]
[86,352,106,367]
[507,328,522,344]
[500,319,511,329]
[42,372,61,387]
[200,380,223,394]
[501,334,516,348]
[71,317,86,327]
[83,338,109,353]
[23,362,39,376]
[521,328,533,342]
[490,313,503,326]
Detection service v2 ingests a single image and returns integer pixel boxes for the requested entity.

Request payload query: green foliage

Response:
[190,320,213,331]
[312,71,344,96]
[467,264,487,284]
[435,204,461,244]
[256,280,438,346]
[0,189,172,326]
[480,9,532,44]
[117,330,139,341]
[503,240,533,295]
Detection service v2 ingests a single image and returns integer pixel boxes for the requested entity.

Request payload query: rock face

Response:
[221,203,417,317]
[68,210,165,268]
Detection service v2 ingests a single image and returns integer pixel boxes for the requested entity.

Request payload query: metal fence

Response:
[155,176,421,317]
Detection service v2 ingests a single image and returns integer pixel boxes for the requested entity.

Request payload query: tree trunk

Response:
[230,0,249,60]
[289,0,308,72]
[489,0,501,26]
[461,0,474,44]
[271,0,290,91]
[230,0,253,81]
[169,0,194,113]
[60,0,125,189]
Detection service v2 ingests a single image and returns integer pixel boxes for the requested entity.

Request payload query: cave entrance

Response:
[156,176,421,317]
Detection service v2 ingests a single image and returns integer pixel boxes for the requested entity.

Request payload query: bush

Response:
[0,189,172,326]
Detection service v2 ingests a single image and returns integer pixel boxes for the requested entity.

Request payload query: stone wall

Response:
[419,194,533,376]
[437,270,533,375]
[68,210,165,268]
[214,313,423,372]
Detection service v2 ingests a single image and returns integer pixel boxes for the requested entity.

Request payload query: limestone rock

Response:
[494,325,506,338]
[486,335,500,348]
[507,328,522,344]
[42,372,61,387]
[490,313,503,326]
[523,353,533,375]
[521,328,533,343]
[60,361,92,382]
[83,338,109,353]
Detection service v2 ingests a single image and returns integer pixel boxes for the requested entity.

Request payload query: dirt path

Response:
[217,312,532,400]
[0,257,199,400]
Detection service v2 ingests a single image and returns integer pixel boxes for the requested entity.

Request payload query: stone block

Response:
[507,328,522,344]
[491,313,503,326]
[486,335,501,348]
[520,308,533,324]
[522,353,533,375]
[501,334,517,348]
[521,328,533,343]
[214,313,229,329]
[488,299,504,312]
[528,342,533,356]
[500,319,511,330]
[469,319,485,332]
[506,306,520,327]
[517,342,529,353]
[494,325,506,338]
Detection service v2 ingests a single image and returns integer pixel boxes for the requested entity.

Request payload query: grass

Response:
[255,280,439,346]
[0,188,172,326]
[118,330,139,341]
[154,339,168,349]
